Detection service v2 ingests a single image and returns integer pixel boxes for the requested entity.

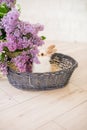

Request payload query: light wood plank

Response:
[54,101,87,130]
[0,89,17,111]
[0,89,87,130]
[36,121,65,130]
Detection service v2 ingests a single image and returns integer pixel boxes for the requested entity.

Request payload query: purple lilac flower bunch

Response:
[0,0,45,74]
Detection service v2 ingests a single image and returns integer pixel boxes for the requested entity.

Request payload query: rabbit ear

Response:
[46,45,57,55]
[47,45,56,50]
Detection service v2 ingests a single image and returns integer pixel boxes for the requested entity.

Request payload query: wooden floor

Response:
[0,42,87,130]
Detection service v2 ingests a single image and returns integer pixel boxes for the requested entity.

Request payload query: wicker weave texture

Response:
[7,53,78,90]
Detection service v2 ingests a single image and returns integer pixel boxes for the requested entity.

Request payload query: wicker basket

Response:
[7,53,78,90]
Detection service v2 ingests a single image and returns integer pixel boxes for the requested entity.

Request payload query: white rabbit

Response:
[33,44,57,73]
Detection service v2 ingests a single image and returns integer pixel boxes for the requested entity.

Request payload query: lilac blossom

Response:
[2,9,44,50]
[0,62,7,75]
[2,8,20,34]
[0,1,45,74]
[5,41,17,52]
[12,51,31,72]
[0,42,4,52]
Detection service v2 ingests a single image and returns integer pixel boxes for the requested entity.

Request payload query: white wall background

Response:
[17,0,87,42]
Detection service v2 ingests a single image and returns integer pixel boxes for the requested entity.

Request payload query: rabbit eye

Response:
[41,53,44,56]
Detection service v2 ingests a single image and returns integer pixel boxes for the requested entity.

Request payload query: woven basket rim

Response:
[8,53,78,75]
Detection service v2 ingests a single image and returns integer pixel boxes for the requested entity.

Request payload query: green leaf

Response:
[0,4,10,18]
[3,47,9,52]
[0,53,5,62]
[0,53,2,61]
[0,29,6,40]
[41,36,46,40]
[0,4,10,13]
